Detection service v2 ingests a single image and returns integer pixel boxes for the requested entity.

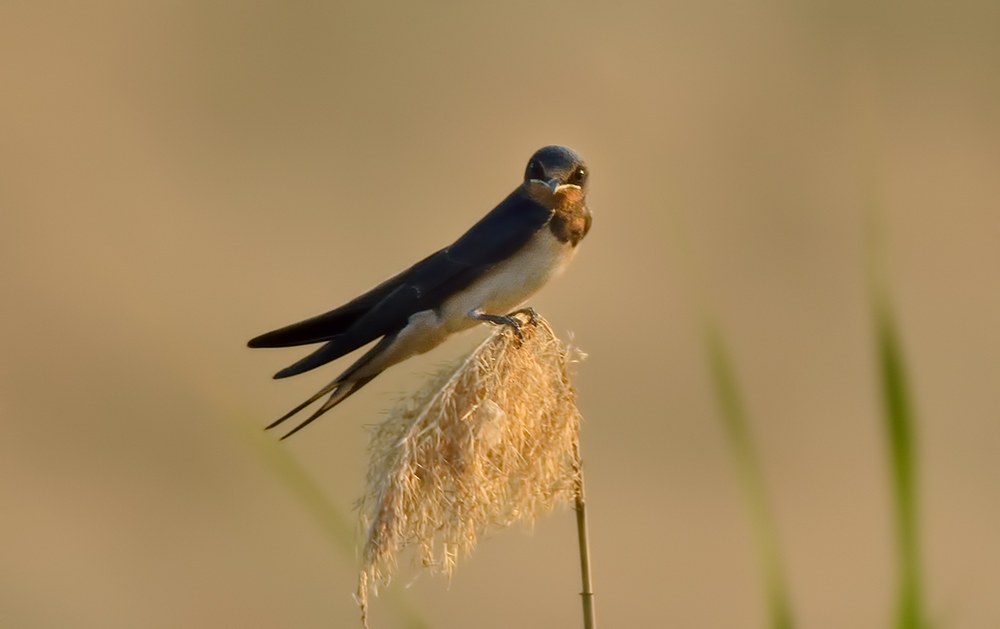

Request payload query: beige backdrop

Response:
[2,2,998,628]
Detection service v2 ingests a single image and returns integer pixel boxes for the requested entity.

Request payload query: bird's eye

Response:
[526,160,546,181]
[567,166,587,186]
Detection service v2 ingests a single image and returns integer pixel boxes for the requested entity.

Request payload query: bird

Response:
[248,145,592,439]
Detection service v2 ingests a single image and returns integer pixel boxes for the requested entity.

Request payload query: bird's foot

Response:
[508,307,538,326]
[473,312,525,343]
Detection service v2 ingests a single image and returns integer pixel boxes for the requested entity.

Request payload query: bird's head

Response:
[523,145,589,208]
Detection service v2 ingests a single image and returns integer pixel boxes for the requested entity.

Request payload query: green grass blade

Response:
[704,321,795,629]
[664,199,795,629]
[231,412,431,629]
[236,415,358,551]
[865,163,927,629]
[873,298,925,629]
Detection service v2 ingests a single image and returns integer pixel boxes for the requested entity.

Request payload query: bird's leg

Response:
[508,307,538,326]
[472,311,525,342]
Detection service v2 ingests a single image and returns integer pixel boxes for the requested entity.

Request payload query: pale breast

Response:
[438,227,577,332]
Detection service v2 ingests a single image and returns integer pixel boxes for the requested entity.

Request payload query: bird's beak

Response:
[543,178,560,194]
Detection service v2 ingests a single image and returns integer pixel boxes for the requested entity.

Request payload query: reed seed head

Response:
[357,314,584,624]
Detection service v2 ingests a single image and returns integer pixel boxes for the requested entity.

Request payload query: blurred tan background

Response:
[2,2,998,627]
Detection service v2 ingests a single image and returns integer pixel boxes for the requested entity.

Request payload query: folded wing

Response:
[248,188,552,378]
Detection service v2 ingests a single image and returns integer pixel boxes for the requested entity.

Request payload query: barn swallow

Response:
[249,145,592,439]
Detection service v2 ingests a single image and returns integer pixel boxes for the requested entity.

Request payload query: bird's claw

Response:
[474,311,527,344]
[509,307,538,326]
[507,318,525,342]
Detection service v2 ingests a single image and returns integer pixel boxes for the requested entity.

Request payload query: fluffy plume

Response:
[356,314,584,625]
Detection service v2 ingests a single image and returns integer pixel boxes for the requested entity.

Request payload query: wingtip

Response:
[277,407,327,440]
[278,427,301,441]
[264,415,287,431]
[249,332,284,349]
[246,331,290,349]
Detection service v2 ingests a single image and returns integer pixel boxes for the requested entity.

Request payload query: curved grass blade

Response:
[231,411,431,629]
[871,296,925,629]
[704,321,795,629]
